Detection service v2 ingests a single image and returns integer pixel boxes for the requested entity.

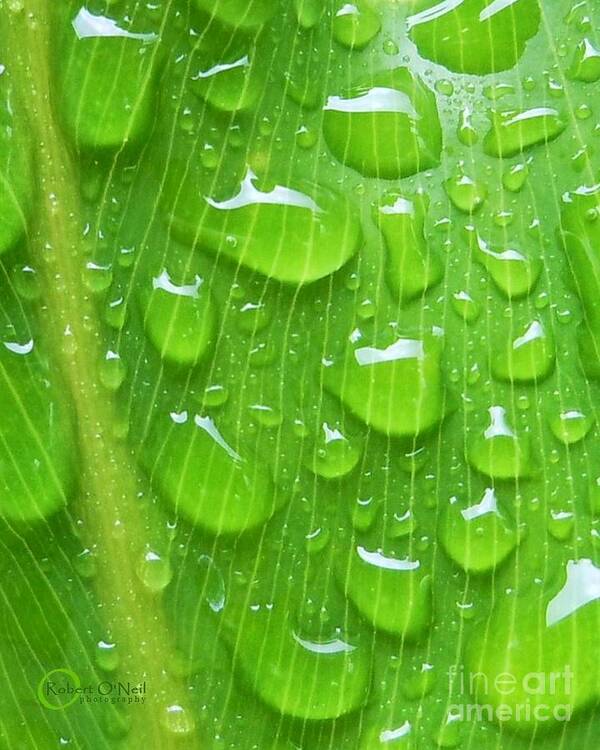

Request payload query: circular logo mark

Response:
[37,668,81,710]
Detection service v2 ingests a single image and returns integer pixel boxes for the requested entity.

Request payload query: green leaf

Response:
[2,1,600,749]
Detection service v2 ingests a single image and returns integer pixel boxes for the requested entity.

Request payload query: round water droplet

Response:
[12,265,40,300]
[142,269,216,367]
[439,488,518,573]
[342,544,432,638]
[445,172,487,214]
[547,508,575,541]
[503,162,529,192]
[549,409,593,444]
[351,496,379,531]
[236,300,271,333]
[483,107,566,158]
[83,262,113,293]
[137,549,173,593]
[492,319,555,383]
[324,331,447,438]
[161,704,196,736]
[248,403,283,428]
[451,290,480,323]
[306,422,361,479]
[332,2,381,50]
[201,384,229,408]
[468,406,533,479]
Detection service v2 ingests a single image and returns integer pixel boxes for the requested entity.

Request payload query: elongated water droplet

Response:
[483,107,566,158]
[375,193,442,303]
[141,269,216,367]
[170,168,361,285]
[408,0,540,74]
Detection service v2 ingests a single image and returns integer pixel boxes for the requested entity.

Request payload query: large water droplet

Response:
[467,405,533,479]
[323,68,442,179]
[141,269,216,367]
[324,330,447,438]
[439,488,518,573]
[408,0,540,74]
[492,319,555,383]
[445,172,487,214]
[549,409,594,445]
[170,168,361,284]
[60,8,161,150]
[342,544,432,639]
[141,412,279,534]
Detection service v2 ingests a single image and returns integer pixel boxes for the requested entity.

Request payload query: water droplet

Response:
[294,0,323,28]
[549,409,593,444]
[445,172,487,214]
[99,351,126,390]
[137,549,173,593]
[324,331,447,438]
[547,508,575,541]
[467,226,542,299]
[457,106,478,146]
[451,290,480,323]
[343,544,432,638]
[351,496,379,531]
[409,0,540,74]
[95,639,119,672]
[323,67,442,179]
[570,38,600,82]
[332,2,381,50]
[375,193,442,303]
[484,107,566,158]
[141,413,278,534]
[141,269,216,367]
[236,300,271,334]
[492,319,555,383]
[503,162,529,192]
[248,403,283,429]
[83,262,113,293]
[306,422,361,479]
[190,33,263,113]
[161,704,196,735]
[171,168,360,285]
[467,405,533,479]
[439,488,518,573]
[12,264,40,300]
